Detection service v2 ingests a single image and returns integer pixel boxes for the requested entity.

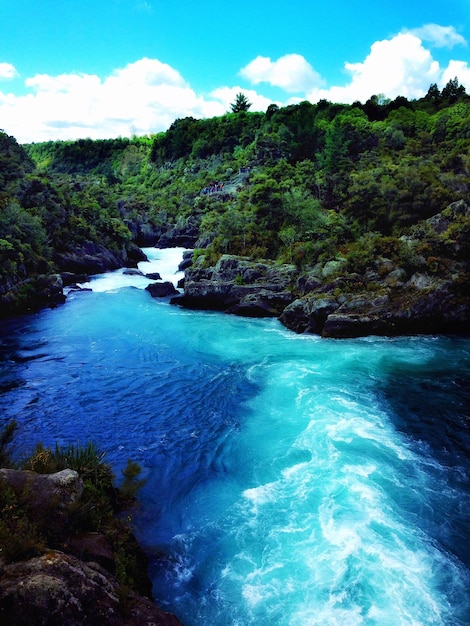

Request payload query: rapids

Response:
[0,248,469,625]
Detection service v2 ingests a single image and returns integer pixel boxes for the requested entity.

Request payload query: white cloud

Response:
[441,60,470,88]
[2,23,470,144]
[0,58,227,142]
[307,32,446,104]
[240,54,324,93]
[0,62,18,80]
[408,24,466,49]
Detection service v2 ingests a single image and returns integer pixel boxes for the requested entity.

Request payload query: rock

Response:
[61,272,90,286]
[178,251,193,271]
[384,268,407,287]
[0,468,83,511]
[0,552,182,626]
[145,282,179,298]
[321,284,470,338]
[228,290,294,318]
[280,296,339,334]
[145,272,162,280]
[174,255,296,315]
[405,272,436,290]
[35,274,66,308]
[157,219,200,248]
[68,533,116,571]
[126,243,148,264]
[321,258,347,279]
[297,272,322,295]
[426,199,469,234]
[54,242,128,275]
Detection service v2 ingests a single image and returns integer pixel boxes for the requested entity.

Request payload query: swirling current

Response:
[0,248,469,626]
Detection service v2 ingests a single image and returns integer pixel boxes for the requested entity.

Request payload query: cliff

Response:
[0,459,182,625]
[172,201,469,338]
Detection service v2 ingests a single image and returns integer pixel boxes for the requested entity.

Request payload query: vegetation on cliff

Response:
[0,421,182,624]
[0,421,146,585]
[0,78,469,325]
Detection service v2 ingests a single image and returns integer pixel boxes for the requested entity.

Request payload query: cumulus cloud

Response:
[0,62,18,80]
[306,31,469,104]
[0,58,226,142]
[240,54,324,93]
[2,23,470,143]
[442,59,470,88]
[408,24,466,48]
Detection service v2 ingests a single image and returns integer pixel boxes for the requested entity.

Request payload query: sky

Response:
[0,0,469,143]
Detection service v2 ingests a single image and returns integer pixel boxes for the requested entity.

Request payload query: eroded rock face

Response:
[0,468,83,511]
[172,254,297,317]
[0,467,183,625]
[0,552,182,626]
[174,200,469,338]
[54,242,131,275]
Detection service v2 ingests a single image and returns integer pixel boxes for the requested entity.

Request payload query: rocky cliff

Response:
[173,201,469,338]
[0,467,182,625]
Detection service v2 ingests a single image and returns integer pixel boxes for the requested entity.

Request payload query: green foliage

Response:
[0,428,148,588]
[24,441,112,489]
[0,86,468,312]
[119,459,146,502]
[0,483,46,562]
[0,131,34,192]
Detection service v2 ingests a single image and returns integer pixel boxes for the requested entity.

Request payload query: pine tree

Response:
[231,92,252,113]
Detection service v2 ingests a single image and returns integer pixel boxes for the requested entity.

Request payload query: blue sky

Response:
[0,0,469,142]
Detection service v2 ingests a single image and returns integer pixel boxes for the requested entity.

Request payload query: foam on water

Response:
[77,246,188,292]
[0,251,469,625]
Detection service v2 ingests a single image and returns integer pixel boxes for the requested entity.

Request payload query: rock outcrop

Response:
[0,468,182,626]
[0,552,182,626]
[146,281,179,298]
[54,242,141,276]
[171,254,297,318]
[0,273,66,318]
[174,202,470,338]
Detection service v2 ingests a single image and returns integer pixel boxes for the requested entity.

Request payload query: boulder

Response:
[145,282,179,298]
[0,468,83,511]
[280,296,340,334]
[178,251,194,271]
[174,255,297,315]
[0,552,182,626]
[61,272,90,287]
[122,269,144,276]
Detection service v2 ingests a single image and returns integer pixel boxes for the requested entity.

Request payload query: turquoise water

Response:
[0,249,469,625]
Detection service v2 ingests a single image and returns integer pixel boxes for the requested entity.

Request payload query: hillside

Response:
[0,79,469,334]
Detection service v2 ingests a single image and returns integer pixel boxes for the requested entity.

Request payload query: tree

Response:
[231,92,252,113]
[441,77,467,103]
[279,226,297,262]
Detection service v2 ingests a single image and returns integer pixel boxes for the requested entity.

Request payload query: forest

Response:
[0,78,469,317]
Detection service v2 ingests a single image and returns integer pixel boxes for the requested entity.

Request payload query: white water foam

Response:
[76,246,189,293]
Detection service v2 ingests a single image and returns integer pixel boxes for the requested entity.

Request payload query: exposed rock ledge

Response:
[0,552,181,626]
[0,468,182,626]
[171,254,298,318]
[172,202,469,338]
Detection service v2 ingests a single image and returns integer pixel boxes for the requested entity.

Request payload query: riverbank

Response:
[172,200,469,338]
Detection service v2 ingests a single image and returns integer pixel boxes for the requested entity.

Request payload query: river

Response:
[0,248,469,625]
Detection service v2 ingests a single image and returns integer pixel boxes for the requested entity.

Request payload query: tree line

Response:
[0,78,468,314]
